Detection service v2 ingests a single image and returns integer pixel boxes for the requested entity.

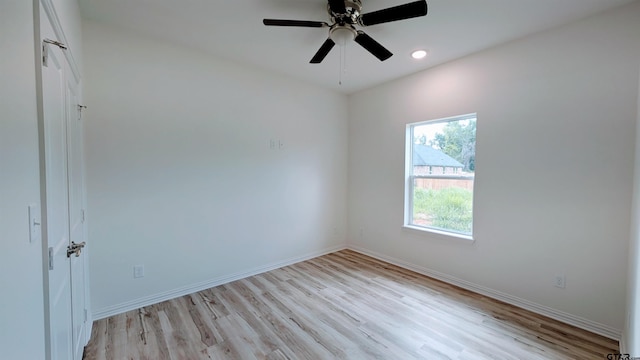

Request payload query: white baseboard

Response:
[85,321,92,346]
[92,244,346,320]
[347,244,622,341]
[620,334,627,354]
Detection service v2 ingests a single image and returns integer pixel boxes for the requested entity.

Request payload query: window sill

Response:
[402,225,475,243]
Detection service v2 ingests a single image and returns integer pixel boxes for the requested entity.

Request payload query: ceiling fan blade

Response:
[263,19,328,27]
[359,0,428,26]
[310,38,336,64]
[328,0,347,14]
[354,31,393,61]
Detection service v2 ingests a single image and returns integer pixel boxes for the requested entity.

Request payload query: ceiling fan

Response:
[263,0,428,64]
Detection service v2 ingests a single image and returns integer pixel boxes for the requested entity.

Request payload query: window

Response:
[405,114,477,237]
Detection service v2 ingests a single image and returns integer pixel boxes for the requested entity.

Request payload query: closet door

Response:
[66,72,88,360]
[41,3,89,359]
[41,32,74,360]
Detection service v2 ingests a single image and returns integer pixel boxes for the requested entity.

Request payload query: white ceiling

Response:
[79,0,636,94]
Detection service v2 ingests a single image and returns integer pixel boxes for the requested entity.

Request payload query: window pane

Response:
[412,178,473,234]
[407,115,476,236]
[412,118,476,175]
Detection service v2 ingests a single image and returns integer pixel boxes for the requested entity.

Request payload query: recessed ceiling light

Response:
[411,50,428,59]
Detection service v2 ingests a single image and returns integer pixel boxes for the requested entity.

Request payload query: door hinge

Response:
[42,39,67,67]
[43,38,67,49]
[42,43,48,67]
[77,105,87,121]
[81,209,86,223]
[84,309,88,323]
[48,247,54,270]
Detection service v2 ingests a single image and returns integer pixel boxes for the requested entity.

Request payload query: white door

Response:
[41,6,89,360]
[42,34,74,360]
[66,76,88,360]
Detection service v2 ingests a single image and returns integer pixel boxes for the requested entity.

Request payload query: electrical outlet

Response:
[554,274,566,288]
[134,265,145,279]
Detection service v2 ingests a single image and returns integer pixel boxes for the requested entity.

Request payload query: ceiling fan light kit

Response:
[263,0,428,64]
[329,26,357,46]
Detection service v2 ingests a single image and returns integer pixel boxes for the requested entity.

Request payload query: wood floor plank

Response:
[84,250,619,360]
[83,316,108,360]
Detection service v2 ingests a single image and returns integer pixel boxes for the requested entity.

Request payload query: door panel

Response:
[67,76,87,360]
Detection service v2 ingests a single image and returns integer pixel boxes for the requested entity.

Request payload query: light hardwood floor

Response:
[83,250,619,359]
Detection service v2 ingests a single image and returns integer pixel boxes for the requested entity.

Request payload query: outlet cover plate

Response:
[134,265,145,279]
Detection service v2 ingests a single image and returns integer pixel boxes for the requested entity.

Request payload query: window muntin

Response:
[405,114,476,236]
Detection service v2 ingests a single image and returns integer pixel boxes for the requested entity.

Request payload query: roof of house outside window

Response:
[413,144,464,168]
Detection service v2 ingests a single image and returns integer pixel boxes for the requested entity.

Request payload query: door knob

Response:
[66,241,86,258]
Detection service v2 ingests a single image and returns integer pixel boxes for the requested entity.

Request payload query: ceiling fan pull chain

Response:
[338,44,348,86]
[343,44,348,78]
[339,45,343,85]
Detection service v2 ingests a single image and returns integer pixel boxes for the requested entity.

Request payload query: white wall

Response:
[0,2,46,358]
[623,65,640,355]
[82,21,348,316]
[348,1,640,337]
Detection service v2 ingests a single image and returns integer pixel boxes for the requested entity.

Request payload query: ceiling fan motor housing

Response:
[329,0,362,25]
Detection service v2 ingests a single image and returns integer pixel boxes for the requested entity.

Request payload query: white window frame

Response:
[404,113,477,240]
